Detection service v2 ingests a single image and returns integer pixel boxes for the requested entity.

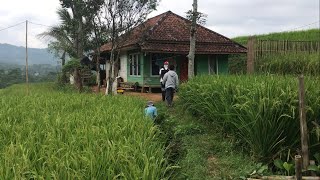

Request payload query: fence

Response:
[247,37,320,74]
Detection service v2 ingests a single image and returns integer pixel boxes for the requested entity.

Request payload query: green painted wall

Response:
[125,52,229,86]
[217,55,229,74]
[143,54,159,86]
[142,54,181,86]
[195,55,208,75]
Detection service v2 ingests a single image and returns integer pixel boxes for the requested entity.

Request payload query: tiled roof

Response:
[100,11,246,54]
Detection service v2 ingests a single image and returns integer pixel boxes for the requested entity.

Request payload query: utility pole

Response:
[26,20,29,95]
[187,0,197,79]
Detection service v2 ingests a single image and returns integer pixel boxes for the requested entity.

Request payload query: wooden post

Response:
[247,36,255,74]
[25,20,29,95]
[298,75,309,170]
[295,155,302,180]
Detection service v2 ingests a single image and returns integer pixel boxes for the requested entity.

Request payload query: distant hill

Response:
[233,29,320,45]
[0,43,58,65]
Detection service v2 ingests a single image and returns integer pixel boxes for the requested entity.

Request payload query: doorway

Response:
[180,56,188,82]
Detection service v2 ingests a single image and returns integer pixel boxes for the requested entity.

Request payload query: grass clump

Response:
[179,75,320,164]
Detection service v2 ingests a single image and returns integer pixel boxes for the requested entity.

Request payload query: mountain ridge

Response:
[0,43,58,65]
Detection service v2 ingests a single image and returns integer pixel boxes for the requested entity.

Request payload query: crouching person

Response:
[145,101,157,121]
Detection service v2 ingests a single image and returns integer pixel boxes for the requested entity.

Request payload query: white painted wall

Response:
[119,52,127,82]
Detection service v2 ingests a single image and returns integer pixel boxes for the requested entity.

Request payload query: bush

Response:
[179,75,320,163]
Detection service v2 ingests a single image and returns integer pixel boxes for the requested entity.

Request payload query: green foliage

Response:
[246,163,269,179]
[0,84,171,179]
[314,153,320,164]
[307,153,320,175]
[307,165,320,172]
[62,58,81,73]
[282,162,294,175]
[0,67,58,89]
[274,159,285,170]
[228,54,247,74]
[179,75,320,164]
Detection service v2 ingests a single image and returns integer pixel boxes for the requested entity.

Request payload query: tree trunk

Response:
[187,0,198,79]
[73,68,82,92]
[77,19,84,59]
[73,17,84,91]
[61,51,66,66]
[96,62,101,92]
[105,49,121,95]
[60,51,68,83]
[106,50,115,95]
[94,27,101,92]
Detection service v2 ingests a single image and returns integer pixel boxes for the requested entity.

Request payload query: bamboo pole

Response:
[295,155,302,180]
[25,20,29,95]
[298,75,309,171]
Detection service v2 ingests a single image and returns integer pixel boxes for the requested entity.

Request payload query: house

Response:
[99,11,246,91]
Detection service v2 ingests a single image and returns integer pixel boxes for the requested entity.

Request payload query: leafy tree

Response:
[101,0,159,95]
[40,1,98,91]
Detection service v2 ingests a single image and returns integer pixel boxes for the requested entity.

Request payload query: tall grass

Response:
[179,75,320,163]
[257,53,320,76]
[0,83,171,179]
[230,29,320,75]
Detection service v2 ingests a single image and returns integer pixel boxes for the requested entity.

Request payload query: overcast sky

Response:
[0,0,319,48]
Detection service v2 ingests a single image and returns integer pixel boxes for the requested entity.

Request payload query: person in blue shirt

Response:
[145,101,157,120]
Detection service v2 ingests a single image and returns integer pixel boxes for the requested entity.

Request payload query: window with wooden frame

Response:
[151,54,160,76]
[129,54,140,76]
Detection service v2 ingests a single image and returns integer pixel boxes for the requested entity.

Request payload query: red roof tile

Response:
[100,11,246,54]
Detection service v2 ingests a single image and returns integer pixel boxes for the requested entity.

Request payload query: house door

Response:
[180,56,188,82]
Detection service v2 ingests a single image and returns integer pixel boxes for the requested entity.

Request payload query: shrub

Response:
[179,75,320,163]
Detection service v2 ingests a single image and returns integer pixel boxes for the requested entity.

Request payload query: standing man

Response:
[163,65,179,107]
[159,61,169,101]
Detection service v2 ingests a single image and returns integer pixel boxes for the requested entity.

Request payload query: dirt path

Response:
[92,86,177,102]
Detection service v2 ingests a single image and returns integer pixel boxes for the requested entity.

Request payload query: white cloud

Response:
[151,0,320,38]
[0,0,319,48]
[0,0,60,48]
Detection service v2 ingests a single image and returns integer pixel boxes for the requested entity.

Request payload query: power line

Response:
[287,21,319,32]
[29,21,54,28]
[0,21,25,32]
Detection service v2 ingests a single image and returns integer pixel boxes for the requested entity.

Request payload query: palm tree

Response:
[38,8,88,90]
[38,8,77,62]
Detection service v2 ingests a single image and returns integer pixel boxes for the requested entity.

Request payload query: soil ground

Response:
[92,86,177,102]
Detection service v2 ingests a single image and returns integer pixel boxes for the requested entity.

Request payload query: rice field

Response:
[179,75,320,163]
[257,53,320,75]
[0,84,170,179]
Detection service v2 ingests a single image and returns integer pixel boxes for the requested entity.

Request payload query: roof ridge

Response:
[155,11,245,48]
[196,24,247,48]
